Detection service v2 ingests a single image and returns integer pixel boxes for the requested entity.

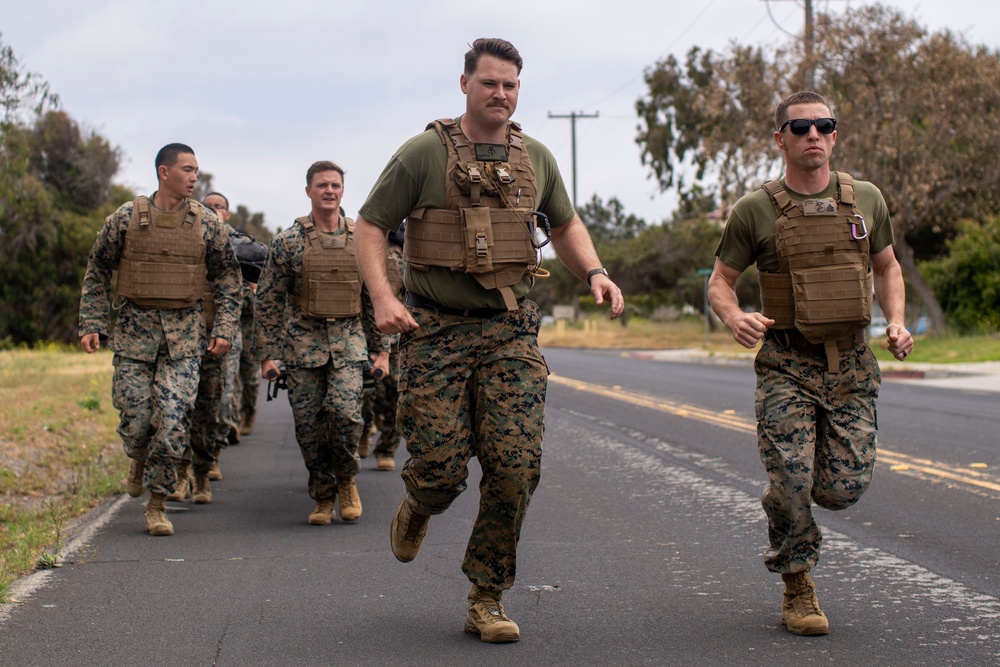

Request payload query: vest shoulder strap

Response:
[835,172,856,206]
[762,179,796,215]
[296,215,322,246]
[427,117,456,135]
[134,196,151,227]
[184,198,203,228]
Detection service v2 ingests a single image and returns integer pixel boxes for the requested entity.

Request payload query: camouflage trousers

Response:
[754,337,881,574]
[184,351,227,475]
[217,329,242,450]
[285,360,364,500]
[112,350,200,495]
[236,343,260,426]
[372,348,401,457]
[398,299,548,592]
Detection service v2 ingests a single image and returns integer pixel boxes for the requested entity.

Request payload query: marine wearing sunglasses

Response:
[778,117,837,135]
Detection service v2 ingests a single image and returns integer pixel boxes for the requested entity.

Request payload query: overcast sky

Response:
[2,1,997,230]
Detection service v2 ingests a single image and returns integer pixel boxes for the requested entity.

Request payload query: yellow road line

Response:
[550,373,1000,495]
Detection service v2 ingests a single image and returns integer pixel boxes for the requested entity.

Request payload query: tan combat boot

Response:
[167,461,192,502]
[389,498,429,562]
[208,448,222,481]
[357,425,373,458]
[464,585,520,643]
[192,474,212,504]
[337,477,362,522]
[145,492,174,536]
[781,571,830,636]
[126,458,146,498]
[375,454,396,471]
[239,412,255,436]
[308,498,335,525]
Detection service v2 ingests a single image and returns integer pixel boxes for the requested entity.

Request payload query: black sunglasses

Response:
[778,117,837,135]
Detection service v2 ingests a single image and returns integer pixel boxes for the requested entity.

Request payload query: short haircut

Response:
[204,192,229,210]
[155,143,195,177]
[306,160,345,187]
[774,91,831,130]
[464,38,522,76]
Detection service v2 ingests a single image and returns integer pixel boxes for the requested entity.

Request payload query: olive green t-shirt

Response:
[715,173,894,274]
[358,119,575,310]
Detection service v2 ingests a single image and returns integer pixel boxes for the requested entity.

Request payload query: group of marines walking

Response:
[78,37,910,642]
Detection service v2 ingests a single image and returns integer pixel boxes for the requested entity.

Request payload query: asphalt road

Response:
[1,349,998,666]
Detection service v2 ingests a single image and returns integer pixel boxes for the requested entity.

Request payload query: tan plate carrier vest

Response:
[404,118,538,311]
[116,196,207,309]
[295,215,362,320]
[758,173,873,372]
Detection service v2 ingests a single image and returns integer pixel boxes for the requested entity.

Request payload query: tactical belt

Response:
[404,291,519,319]
[765,328,865,368]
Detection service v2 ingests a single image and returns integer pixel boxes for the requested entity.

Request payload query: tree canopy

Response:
[635,3,1000,334]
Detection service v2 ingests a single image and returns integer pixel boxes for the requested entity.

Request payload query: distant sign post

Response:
[697,268,713,346]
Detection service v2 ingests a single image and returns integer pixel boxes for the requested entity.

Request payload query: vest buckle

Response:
[495,166,512,184]
[475,230,489,257]
[467,165,482,183]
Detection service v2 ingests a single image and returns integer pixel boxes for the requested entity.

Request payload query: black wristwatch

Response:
[586,268,609,286]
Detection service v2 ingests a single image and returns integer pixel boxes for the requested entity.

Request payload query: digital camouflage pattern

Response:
[754,338,880,574]
[373,244,405,458]
[112,351,201,495]
[81,197,242,495]
[371,348,402,458]
[252,220,385,368]
[252,219,387,501]
[79,198,242,360]
[218,283,253,446]
[236,287,260,426]
[397,300,548,591]
[188,351,227,475]
[286,362,364,500]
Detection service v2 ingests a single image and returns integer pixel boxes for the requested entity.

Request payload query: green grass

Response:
[871,333,1000,364]
[0,348,124,603]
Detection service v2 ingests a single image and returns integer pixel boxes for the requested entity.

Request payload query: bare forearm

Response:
[355,217,394,305]
[874,263,906,326]
[550,216,602,279]
[708,276,743,330]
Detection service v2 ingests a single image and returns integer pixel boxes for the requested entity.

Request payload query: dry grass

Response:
[0,348,124,602]
[539,316,754,355]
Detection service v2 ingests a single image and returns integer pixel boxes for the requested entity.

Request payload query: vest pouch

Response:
[758,272,795,329]
[461,206,494,274]
[791,265,873,344]
[303,278,362,319]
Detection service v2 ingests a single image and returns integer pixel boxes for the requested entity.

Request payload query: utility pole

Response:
[767,0,824,90]
[803,0,814,90]
[547,110,598,207]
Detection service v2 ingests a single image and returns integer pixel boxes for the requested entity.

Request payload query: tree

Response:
[0,34,57,127]
[578,194,648,245]
[635,45,782,213]
[0,36,122,344]
[918,217,1000,334]
[634,4,1000,335]
[195,172,273,243]
[27,110,120,212]
[812,5,1000,334]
